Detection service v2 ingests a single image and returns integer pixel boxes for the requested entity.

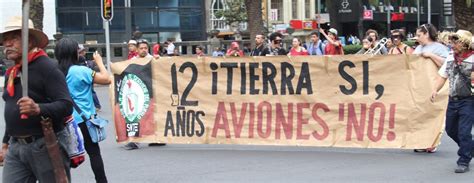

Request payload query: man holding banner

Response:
[431,30,474,173]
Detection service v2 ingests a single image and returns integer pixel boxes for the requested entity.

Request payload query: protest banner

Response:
[111,55,448,149]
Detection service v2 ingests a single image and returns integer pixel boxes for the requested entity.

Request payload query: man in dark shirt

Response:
[266,32,287,56]
[1,16,72,182]
[250,34,270,56]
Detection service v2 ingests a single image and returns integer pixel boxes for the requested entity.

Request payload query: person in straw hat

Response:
[1,16,73,181]
[431,30,474,173]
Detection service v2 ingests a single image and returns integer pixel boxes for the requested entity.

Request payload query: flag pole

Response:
[21,0,30,119]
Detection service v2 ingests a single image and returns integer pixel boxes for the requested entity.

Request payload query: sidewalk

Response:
[0,76,3,92]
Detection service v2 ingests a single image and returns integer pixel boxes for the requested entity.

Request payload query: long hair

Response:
[55,38,80,76]
[416,24,438,42]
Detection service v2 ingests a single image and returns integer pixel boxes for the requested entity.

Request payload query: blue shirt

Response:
[307,40,325,55]
[66,65,95,124]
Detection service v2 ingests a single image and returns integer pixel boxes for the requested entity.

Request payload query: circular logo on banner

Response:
[119,74,150,123]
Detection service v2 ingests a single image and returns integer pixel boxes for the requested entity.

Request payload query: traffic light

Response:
[101,0,113,21]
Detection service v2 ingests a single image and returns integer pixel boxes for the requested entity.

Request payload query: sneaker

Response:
[124,142,139,150]
[426,147,438,153]
[413,149,427,153]
[455,165,470,173]
[148,143,166,147]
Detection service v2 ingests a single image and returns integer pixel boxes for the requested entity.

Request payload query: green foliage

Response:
[343,45,362,54]
[403,40,416,47]
[214,0,247,27]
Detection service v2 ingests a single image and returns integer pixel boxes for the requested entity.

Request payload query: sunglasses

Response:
[391,35,402,39]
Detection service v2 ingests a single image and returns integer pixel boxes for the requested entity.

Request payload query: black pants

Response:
[79,122,108,183]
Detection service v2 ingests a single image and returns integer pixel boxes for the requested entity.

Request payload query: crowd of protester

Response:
[1,13,474,183]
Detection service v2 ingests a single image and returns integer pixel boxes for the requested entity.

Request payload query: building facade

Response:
[56,0,207,44]
[261,0,445,38]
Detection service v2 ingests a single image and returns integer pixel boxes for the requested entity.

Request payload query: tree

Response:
[215,0,247,31]
[215,0,265,47]
[22,0,44,31]
[453,0,474,32]
[244,0,264,48]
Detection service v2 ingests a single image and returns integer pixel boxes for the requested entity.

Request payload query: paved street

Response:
[1,85,474,182]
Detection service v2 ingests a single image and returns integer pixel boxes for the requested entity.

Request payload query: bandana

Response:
[5,49,48,97]
[454,50,474,65]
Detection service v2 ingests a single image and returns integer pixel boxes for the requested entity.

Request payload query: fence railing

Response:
[0,39,292,62]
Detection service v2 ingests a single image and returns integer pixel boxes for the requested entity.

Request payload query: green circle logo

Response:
[119,74,150,123]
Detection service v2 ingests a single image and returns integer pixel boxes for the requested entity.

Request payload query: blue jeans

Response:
[445,99,474,166]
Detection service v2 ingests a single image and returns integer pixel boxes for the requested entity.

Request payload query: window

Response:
[315,0,327,13]
[159,10,180,28]
[210,0,228,30]
[292,0,298,19]
[305,0,311,19]
[57,0,81,7]
[57,12,84,32]
[110,10,125,31]
[180,0,202,7]
[132,0,158,7]
[180,10,203,31]
[84,11,102,31]
[158,0,178,8]
[211,0,226,19]
[83,0,99,7]
[132,10,158,30]
[271,0,283,21]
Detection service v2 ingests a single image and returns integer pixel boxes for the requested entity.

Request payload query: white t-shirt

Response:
[167,43,175,55]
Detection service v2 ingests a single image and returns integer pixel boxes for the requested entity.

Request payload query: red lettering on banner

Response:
[230,102,247,138]
[212,102,231,138]
[296,103,310,140]
[311,103,330,140]
[387,104,396,141]
[342,103,397,142]
[367,102,385,142]
[248,103,255,138]
[345,103,367,141]
[257,101,272,138]
[275,103,293,139]
[339,103,344,121]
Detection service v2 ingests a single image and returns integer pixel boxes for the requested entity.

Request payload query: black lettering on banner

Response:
[296,62,313,94]
[176,108,186,136]
[196,111,205,137]
[171,64,179,95]
[363,61,368,95]
[210,62,218,95]
[249,63,260,95]
[179,62,198,106]
[186,110,196,137]
[262,62,278,95]
[221,63,238,95]
[164,111,175,137]
[375,84,384,100]
[339,60,357,95]
[281,62,295,95]
[240,63,247,94]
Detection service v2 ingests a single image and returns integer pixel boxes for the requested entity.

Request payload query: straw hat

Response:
[0,16,49,48]
[453,30,472,48]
